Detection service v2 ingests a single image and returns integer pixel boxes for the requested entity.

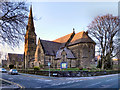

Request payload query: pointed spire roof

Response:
[27,5,35,32]
[29,5,33,20]
[38,38,41,44]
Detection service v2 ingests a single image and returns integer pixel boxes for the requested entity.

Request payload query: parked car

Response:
[8,69,18,75]
[0,68,7,73]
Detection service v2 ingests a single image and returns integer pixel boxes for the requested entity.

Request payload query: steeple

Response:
[38,38,41,44]
[27,5,35,32]
[24,5,36,69]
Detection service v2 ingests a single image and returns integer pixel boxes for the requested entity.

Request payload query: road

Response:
[1,73,119,88]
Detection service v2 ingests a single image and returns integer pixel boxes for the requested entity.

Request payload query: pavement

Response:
[0,72,119,88]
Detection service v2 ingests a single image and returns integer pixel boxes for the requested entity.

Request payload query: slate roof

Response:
[38,31,95,57]
[69,35,96,46]
[53,31,96,45]
[40,39,61,56]
[55,47,76,59]
[53,31,85,43]
[7,53,24,62]
[53,33,73,43]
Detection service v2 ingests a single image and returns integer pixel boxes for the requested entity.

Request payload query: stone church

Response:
[24,6,96,69]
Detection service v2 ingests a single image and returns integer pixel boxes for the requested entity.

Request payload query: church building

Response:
[24,6,96,69]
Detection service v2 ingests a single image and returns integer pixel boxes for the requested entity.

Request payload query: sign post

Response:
[48,62,51,77]
[60,62,68,69]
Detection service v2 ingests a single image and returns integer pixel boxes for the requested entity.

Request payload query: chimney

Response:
[86,31,88,35]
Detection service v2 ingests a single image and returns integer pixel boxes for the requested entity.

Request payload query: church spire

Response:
[27,5,35,32]
[29,5,33,20]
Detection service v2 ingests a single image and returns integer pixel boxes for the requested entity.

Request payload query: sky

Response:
[1,1,118,57]
[32,2,117,41]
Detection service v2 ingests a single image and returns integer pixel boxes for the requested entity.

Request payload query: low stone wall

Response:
[18,70,119,77]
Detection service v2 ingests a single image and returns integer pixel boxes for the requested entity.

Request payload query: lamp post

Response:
[48,62,51,77]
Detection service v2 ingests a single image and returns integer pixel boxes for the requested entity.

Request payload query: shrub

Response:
[82,68,88,71]
[9,65,14,69]
[34,66,40,71]
[97,59,102,68]
[79,67,83,70]
[13,66,16,69]
[87,67,92,70]
[39,65,43,69]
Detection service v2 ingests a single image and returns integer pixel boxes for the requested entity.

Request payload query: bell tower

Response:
[24,5,36,69]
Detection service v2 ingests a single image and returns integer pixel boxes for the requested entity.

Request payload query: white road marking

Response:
[62,82,65,84]
[85,82,101,87]
[8,78,13,80]
[75,80,83,82]
[44,80,52,82]
[35,79,52,82]
[51,79,84,87]
[51,82,67,86]
[67,81,74,83]
[52,83,61,86]
[65,74,118,80]
[100,85,111,88]
[71,81,75,83]
[35,87,41,88]
[35,79,43,81]
[106,79,113,82]
[19,78,23,79]
[67,81,71,84]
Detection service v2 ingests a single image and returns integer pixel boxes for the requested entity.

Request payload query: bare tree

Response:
[0,1,29,47]
[88,14,119,70]
[116,24,120,60]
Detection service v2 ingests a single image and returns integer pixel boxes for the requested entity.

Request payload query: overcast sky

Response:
[1,1,118,55]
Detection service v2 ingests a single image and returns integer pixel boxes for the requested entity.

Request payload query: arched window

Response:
[38,49,41,61]
[61,50,67,62]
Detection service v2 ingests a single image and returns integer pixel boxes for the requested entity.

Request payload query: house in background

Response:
[112,58,119,65]
[7,53,24,69]
[2,60,7,67]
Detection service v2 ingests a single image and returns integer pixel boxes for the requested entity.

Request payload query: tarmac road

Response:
[1,72,119,89]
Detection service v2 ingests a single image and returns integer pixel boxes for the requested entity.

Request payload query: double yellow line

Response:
[0,78,25,88]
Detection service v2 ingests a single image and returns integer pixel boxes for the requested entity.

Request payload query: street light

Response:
[48,62,51,77]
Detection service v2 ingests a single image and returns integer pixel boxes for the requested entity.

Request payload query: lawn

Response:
[39,68,117,72]
[40,68,81,71]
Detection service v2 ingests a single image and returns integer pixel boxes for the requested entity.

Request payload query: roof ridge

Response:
[40,39,62,44]
[53,33,73,42]
[53,31,86,43]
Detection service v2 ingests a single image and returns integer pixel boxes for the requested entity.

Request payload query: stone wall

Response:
[18,70,119,77]
[34,40,95,69]
[68,43,95,68]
